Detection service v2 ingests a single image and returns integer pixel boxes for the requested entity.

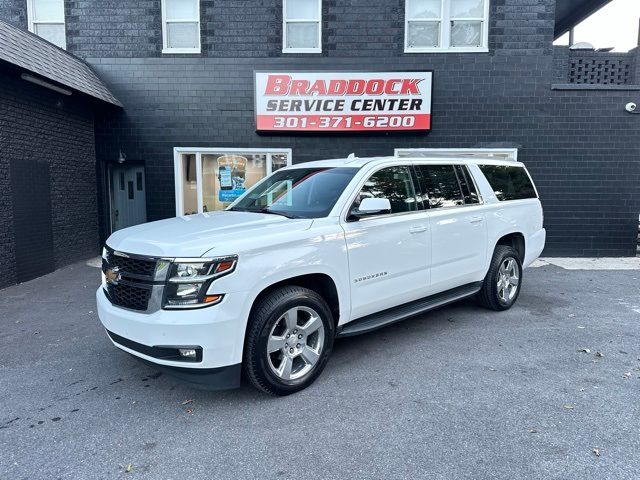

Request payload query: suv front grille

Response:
[105,250,157,278]
[105,281,152,312]
[103,247,164,312]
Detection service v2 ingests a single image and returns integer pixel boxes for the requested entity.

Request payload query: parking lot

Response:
[1,259,639,479]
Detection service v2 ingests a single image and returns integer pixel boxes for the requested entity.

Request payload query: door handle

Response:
[469,216,483,224]
[409,225,427,234]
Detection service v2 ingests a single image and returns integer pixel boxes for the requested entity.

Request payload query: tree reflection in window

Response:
[419,165,464,208]
[353,166,417,213]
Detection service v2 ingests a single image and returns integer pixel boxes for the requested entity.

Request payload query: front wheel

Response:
[243,286,335,395]
[476,245,523,311]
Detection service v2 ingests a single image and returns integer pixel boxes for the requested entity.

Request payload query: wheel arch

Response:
[247,273,341,330]
[494,232,525,263]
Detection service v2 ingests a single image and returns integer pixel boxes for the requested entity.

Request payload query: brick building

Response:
[0,0,639,288]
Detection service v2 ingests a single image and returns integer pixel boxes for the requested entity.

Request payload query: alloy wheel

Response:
[267,306,325,381]
[497,257,520,303]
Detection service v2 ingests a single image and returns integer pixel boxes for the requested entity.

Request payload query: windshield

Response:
[228,167,359,219]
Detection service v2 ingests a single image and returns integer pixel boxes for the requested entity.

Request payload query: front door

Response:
[342,165,430,320]
[110,165,147,231]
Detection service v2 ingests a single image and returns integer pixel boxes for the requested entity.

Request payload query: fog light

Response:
[179,348,197,358]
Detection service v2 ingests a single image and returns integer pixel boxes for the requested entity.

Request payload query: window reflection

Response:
[354,166,417,214]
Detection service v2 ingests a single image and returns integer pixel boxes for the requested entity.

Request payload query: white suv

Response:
[97,156,545,395]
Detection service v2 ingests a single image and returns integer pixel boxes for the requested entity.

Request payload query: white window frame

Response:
[282,0,322,54]
[394,147,518,161]
[27,0,66,49]
[173,147,293,216]
[404,0,490,53]
[161,0,201,54]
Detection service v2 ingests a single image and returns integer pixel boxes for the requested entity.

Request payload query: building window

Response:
[174,148,292,215]
[162,0,201,54]
[283,0,321,53]
[404,0,489,53]
[27,0,66,49]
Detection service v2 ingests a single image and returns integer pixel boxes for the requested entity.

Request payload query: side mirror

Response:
[350,197,392,219]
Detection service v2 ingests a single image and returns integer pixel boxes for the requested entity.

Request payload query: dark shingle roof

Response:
[0,20,121,107]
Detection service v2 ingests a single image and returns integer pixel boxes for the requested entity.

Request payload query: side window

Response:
[454,165,480,204]
[418,165,464,208]
[353,166,417,214]
[478,165,537,201]
[283,0,322,53]
[27,0,66,49]
[161,0,201,53]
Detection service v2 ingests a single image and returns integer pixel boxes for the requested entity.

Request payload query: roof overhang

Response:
[0,20,121,107]
[555,0,614,39]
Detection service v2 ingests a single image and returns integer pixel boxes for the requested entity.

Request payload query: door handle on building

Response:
[469,216,483,224]
[409,225,427,234]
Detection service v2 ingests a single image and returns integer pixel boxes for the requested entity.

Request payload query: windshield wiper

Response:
[259,206,299,219]
[228,205,298,219]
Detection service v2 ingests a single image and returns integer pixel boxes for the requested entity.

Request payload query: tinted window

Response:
[418,165,464,208]
[454,165,480,205]
[479,165,537,201]
[231,167,358,218]
[353,166,417,214]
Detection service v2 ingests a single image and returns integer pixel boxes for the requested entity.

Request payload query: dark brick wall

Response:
[90,53,640,257]
[0,0,26,29]
[65,0,162,58]
[1,0,638,257]
[1,0,556,57]
[0,66,99,288]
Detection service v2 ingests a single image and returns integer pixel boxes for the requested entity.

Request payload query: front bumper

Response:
[96,287,251,387]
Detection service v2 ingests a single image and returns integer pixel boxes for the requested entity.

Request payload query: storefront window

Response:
[175,149,292,216]
[179,153,198,215]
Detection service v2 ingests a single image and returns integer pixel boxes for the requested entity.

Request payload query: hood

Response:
[106,211,314,258]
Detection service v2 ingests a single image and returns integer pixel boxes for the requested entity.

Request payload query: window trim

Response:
[161,0,201,54]
[404,0,490,53]
[282,0,322,54]
[26,0,66,49]
[173,147,293,216]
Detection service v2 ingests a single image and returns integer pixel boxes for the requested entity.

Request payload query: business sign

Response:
[255,71,432,132]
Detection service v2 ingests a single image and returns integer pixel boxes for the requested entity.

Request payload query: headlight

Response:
[163,256,237,309]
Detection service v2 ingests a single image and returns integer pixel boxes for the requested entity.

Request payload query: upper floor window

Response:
[283,0,321,53]
[405,0,489,53]
[162,0,201,54]
[27,0,66,49]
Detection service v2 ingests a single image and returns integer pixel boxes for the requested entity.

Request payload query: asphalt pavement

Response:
[1,260,639,480]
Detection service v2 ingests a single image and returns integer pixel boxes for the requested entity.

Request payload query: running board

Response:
[337,282,483,338]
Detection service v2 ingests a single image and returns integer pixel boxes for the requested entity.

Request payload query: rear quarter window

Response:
[478,165,537,201]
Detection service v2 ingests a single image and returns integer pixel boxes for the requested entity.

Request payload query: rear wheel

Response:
[243,286,335,395]
[476,245,522,311]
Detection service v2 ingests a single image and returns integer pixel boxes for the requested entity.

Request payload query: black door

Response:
[10,159,55,283]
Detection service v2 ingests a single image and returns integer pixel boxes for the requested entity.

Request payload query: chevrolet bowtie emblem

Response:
[105,266,121,285]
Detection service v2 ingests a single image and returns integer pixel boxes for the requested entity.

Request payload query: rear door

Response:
[415,163,487,294]
[342,165,430,319]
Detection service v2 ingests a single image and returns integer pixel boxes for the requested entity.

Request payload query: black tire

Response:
[476,245,523,311]
[243,286,335,396]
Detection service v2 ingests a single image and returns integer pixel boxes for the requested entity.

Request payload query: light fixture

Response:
[117,150,127,163]
[21,73,72,96]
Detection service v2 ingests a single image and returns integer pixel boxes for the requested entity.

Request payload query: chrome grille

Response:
[103,247,163,312]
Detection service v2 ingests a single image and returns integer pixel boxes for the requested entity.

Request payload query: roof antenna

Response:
[346,153,357,161]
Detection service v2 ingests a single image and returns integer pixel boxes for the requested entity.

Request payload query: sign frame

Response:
[253,70,434,134]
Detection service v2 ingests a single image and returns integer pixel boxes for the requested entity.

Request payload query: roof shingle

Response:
[0,20,121,107]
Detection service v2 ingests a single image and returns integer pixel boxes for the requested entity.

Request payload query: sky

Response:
[554,0,640,51]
